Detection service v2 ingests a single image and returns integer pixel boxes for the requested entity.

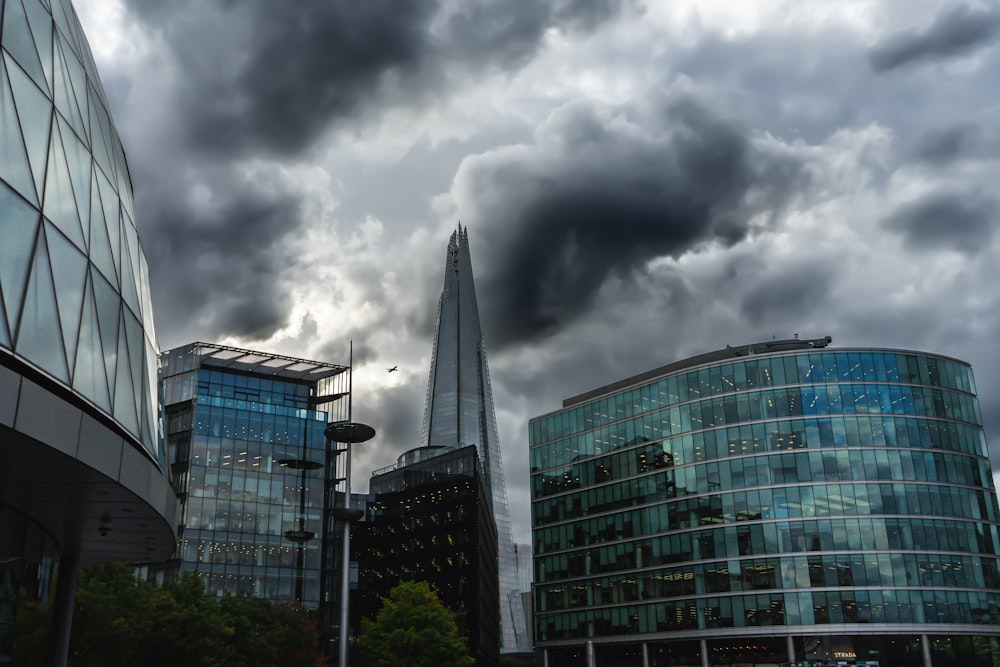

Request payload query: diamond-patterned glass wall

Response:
[0,0,160,459]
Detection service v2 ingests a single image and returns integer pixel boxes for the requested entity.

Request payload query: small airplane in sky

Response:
[387,366,398,373]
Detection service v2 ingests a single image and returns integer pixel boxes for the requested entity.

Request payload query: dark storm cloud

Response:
[135,171,303,342]
[114,0,630,344]
[462,95,806,349]
[868,3,1000,72]
[882,190,998,253]
[439,0,629,70]
[122,0,629,157]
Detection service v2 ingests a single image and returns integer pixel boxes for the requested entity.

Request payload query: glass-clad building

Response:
[355,445,500,667]
[159,343,350,612]
[1,0,175,663]
[420,225,528,652]
[529,338,1000,667]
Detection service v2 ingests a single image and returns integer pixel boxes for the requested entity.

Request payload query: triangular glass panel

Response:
[91,268,120,398]
[0,59,40,205]
[88,164,117,284]
[16,230,69,382]
[21,0,54,95]
[87,88,114,177]
[44,221,87,375]
[113,311,139,436]
[42,120,87,249]
[123,309,143,429]
[112,133,134,217]
[58,30,91,146]
[91,101,116,191]
[49,0,76,58]
[51,34,87,144]
[57,115,92,246]
[118,221,142,320]
[0,180,41,338]
[141,337,158,457]
[73,269,112,411]
[138,251,156,339]
[95,168,121,277]
[2,0,48,93]
[5,52,53,199]
[38,0,50,12]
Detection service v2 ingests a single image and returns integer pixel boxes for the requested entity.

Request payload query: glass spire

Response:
[420,225,529,653]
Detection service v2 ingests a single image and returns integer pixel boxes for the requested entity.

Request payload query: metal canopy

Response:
[187,342,349,381]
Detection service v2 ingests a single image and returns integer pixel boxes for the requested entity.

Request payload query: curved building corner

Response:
[530,338,1000,667]
[1,0,175,663]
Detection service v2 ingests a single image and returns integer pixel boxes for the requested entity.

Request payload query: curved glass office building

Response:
[529,338,1000,667]
[1,0,175,662]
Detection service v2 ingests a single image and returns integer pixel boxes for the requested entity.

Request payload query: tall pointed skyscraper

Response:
[420,225,529,653]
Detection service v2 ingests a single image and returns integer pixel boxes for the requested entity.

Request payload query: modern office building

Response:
[159,343,351,616]
[355,445,500,667]
[420,225,529,652]
[0,0,176,663]
[529,338,1000,667]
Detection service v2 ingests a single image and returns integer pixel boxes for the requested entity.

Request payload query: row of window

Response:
[183,435,326,473]
[183,498,321,534]
[544,635,1000,667]
[534,484,998,555]
[532,352,975,445]
[536,517,999,583]
[199,368,311,402]
[179,537,320,569]
[535,553,1000,611]
[534,469,997,527]
[534,440,991,500]
[191,400,327,446]
[535,589,999,640]
[532,386,983,471]
[186,464,323,503]
[181,567,321,608]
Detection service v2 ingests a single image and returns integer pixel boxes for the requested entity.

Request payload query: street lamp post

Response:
[325,419,375,667]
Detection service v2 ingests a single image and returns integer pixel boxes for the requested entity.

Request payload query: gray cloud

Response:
[869,3,1000,72]
[122,0,629,157]
[882,189,998,253]
[455,94,806,348]
[739,261,835,327]
[912,120,1000,163]
[351,380,426,482]
[130,157,305,342]
[113,0,630,346]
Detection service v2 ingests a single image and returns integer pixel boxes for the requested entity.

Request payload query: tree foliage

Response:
[13,562,322,667]
[358,581,473,667]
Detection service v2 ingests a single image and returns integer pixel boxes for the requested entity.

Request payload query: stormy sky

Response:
[76,0,1000,544]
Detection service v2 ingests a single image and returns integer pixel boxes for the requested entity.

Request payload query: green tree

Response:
[11,563,323,667]
[358,581,473,667]
[218,593,322,667]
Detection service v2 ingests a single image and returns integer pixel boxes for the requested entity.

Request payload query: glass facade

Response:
[356,446,500,667]
[529,345,1000,666]
[1,0,160,458]
[420,225,527,652]
[160,344,349,609]
[1,1,175,662]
